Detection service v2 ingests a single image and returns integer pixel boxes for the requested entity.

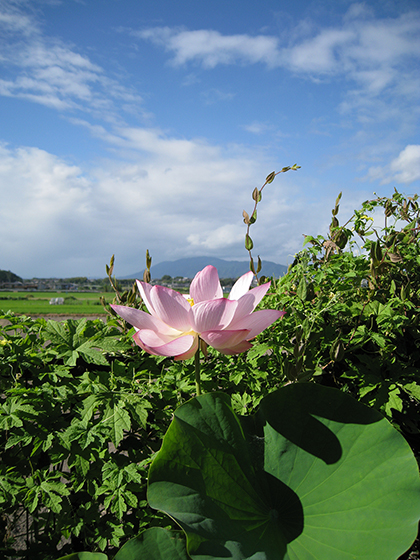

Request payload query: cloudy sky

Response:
[1,0,419,278]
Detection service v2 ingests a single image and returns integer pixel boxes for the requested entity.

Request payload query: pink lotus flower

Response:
[111,265,285,360]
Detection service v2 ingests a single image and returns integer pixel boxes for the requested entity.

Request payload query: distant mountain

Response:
[123,256,287,280]
[0,269,22,283]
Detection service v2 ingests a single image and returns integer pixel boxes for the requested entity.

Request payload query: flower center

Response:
[183,294,194,307]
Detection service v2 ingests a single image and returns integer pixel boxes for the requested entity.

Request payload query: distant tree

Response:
[67,277,88,284]
[161,275,172,282]
[220,278,235,286]
[0,270,22,283]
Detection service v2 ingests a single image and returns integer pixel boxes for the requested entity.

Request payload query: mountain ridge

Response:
[122,256,287,280]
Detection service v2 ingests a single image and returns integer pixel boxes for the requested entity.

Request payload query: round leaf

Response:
[56,553,108,560]
[114,528,188,560]
[148,385,420,560]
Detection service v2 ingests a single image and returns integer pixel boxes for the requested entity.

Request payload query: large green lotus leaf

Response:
[147,384,420,560]
[255,383,420,560]
[114,527,188,560]
[56,553,108,560]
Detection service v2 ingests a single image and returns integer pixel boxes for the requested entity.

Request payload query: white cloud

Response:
[0,5,37,37]
[0,134,265,277]
[0,3,142,115]
[187,224,244,251]
[137,10,420,101]
[0,128,333,278]
[137,27,280,69]
[285,28,355,74]
[243,121,275,135]
[366,145,420,185]
[390,145,420,184]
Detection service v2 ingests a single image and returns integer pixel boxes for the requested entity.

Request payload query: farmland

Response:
[0,291,113,316]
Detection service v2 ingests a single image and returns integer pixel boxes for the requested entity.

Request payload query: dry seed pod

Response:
[266,171,276,184]
[252,187,260,202]
[146,249,152,270]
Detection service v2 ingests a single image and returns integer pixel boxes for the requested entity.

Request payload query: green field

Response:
[0,291,114,316]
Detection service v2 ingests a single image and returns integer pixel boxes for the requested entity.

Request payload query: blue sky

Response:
[1,0,419,278]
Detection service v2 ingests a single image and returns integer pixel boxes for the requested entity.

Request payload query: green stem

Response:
[194,338,201,396]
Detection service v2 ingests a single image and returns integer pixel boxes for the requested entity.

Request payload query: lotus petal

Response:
[136,280,157,316]
[219,340,253,355]
[190,265,223,302]
[228,271,254,300]
[148,285,192,331]
[174,336,199,361]
[229,309,285,339]
[191,298,237,333]
[231,283,272,324]
[134,331,196,357]
[110,305,179,335]
[201,329,250,349]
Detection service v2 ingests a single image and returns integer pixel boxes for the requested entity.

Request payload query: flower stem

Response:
[194,338,201,396]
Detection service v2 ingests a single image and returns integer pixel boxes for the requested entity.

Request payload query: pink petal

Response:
[149,285,192,331]
[191,298,237,333]
[229,309,285,339]
[228,271,254,300]
[200,329,250,349]
[230,282,272,323]
[110,305,178,335]
[136,281,157,316]
[134,331,196,357]
[189,265,223,303]
[218,340,253,355]
[174,336,199,361]
[136,329,181,347]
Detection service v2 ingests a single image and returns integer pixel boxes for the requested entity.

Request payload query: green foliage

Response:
[256,189,420,451]
[1,187,420,559]
[0,313,183,559]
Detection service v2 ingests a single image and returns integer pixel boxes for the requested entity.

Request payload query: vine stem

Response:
[194,338,201,396]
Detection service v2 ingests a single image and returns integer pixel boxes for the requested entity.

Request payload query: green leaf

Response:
[56,553,108,560]
[112,487,128,519]
[114,527,188,560]
[245,234,253,251]
[384,384,403,416]
[404,382,420,401]
[148,385,420,560]
[103,400,131,447]
[296,277,307,301]
[247,342,272,365]
[4,431,33,449]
